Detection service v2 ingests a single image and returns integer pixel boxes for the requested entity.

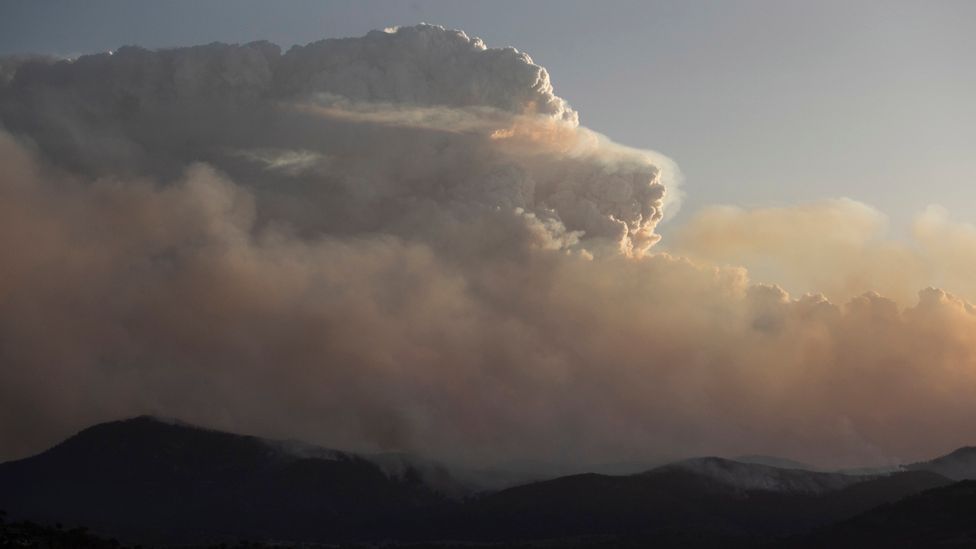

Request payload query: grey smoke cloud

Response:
[0,25,667,253]
[1,25,975,470]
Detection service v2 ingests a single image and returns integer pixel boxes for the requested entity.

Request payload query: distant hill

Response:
[732,455,817,471]
[906,446,976,480]
[0,417,961,547]
[664,457,863,494]
[458,458,949,544]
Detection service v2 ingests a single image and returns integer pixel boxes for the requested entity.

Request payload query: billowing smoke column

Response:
[0,25,668,255]
[1,25,975,469]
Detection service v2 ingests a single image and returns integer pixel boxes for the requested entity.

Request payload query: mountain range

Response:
[2,416,975,547]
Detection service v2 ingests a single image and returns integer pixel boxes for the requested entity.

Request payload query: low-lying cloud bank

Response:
[668,199,976,306]
[1,25,974,469]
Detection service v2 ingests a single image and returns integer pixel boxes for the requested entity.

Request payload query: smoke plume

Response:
[1,25,975,469]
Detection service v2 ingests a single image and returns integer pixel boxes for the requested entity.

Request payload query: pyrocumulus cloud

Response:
[1,25,975,470]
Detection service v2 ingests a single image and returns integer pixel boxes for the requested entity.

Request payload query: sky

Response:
[3,2,976,470]
[2,0,975,232]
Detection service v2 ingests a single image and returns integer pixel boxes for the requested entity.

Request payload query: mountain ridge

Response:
[0,416,967,546]
[905,445,976,480]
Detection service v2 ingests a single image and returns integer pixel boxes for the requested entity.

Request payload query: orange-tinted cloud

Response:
[1,26,975,471]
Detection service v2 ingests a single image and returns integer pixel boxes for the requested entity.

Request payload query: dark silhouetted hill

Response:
[457,458,949,544]
[796,480,976,547]
[906,446,976,480]
[0,417,960,547]
[0,416,453,545]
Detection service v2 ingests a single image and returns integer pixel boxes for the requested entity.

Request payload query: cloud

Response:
[0,25,668,255]
[667,199,976,305]
[1,25,976,470]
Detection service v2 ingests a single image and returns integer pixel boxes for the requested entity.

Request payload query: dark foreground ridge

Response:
[0,417,970,547]
[0,416,455,545]
[793,480,976,547]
